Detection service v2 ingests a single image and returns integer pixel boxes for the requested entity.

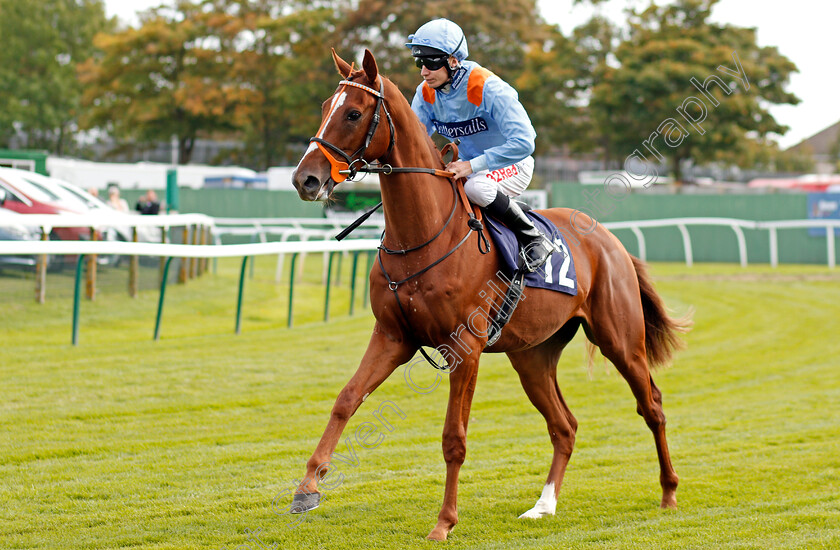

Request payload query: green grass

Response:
[2,258,839,549]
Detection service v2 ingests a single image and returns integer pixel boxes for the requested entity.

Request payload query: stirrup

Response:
[519,240,552,272]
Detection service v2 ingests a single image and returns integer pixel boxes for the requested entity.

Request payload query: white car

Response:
[0,167,160,245]
[0,205,41,269]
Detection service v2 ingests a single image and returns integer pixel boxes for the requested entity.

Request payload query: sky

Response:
[102,0,838,149]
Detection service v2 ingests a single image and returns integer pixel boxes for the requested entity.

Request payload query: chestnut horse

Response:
[291,49,689,541]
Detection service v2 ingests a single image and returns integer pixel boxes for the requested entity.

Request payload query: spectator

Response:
[86,187,99,198]
[135,190,161,215]
[106,185,129,212]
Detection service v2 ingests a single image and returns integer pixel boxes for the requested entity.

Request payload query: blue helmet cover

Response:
[405,18,468,61]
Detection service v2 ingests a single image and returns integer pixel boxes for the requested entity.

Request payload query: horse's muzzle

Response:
[292,169,333,202]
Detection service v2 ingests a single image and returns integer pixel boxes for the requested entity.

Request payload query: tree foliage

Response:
[211,0,340,169]
[587,0,799,180]
[78,0,340,166]
[1,0,804,178]
[336,0,591,157]
[515,24,589,155]
[337,0,547,97]
[0,0,113,152]
[78,0,253,164]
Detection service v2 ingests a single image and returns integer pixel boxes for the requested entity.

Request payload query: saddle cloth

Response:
[483,210,577,296]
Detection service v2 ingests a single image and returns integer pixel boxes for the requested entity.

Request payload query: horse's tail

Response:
[631,256,692,369]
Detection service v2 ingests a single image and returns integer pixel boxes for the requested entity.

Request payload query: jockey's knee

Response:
[463,176,498,207]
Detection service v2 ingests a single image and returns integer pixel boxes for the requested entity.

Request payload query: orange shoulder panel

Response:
[467,67,494,107]
[422,82,435,104]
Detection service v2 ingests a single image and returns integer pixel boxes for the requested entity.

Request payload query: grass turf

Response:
[2,258,839,549]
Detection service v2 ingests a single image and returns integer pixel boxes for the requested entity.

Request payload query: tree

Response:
[336,0,591,157]
[207,0,341,169]
[570,15,620,162]
[78,0,341,167]
[515,24,589,156]
[0,0,113,153]
[78,0,249,164]
[338,0,546,104]
[587,0,799,181]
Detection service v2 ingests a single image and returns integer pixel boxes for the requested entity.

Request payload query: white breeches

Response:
[463,156,534,207]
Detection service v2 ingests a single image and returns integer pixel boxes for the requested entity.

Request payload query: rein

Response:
[310,74,491,370]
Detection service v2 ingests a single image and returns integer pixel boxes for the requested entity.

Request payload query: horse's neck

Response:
[379,172,457,250]
[377,98,462,250]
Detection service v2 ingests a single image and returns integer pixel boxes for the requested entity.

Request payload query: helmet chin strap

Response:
[423,31,466,92]
[433,58,462,92]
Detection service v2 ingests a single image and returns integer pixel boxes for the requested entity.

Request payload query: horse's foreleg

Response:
[427,357,480,541]
[292,323,415,510]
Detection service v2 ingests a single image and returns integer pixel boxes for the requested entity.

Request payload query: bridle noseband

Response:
[308,78,396,183]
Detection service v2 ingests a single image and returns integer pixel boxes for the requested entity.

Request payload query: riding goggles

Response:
[415,56,449,71]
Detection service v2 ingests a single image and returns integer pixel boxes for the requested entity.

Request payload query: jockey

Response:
[406,18,552,272]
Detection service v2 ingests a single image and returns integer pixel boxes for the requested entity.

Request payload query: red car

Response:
[0,169,92,242]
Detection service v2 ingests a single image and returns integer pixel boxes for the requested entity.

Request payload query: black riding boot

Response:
[486,190,552,272]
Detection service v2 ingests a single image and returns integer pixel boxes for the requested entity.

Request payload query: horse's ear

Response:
[331,48,352,78]
[362,49,379,87]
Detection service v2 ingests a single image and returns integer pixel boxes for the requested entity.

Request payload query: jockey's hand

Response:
[446,160,473,180]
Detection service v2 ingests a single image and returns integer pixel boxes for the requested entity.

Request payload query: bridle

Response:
[307,72,490,370]
[308,75,455,183]
[308,77,395,184]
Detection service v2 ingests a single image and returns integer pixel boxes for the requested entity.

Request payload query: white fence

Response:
[2,215,839,270]
[0,237,380,259]
[602,217,840,268]
[2,215,837,345]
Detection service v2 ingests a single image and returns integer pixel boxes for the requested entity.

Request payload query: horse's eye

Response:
[347,110,362,122]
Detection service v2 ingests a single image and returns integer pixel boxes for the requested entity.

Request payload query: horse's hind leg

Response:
[585,273,679,508]
[643,374,677,507]
[507,333,578,519]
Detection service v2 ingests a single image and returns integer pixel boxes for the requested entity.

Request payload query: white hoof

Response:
[518,482,557,519]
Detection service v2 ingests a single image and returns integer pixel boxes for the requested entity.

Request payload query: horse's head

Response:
[293,49,393,201]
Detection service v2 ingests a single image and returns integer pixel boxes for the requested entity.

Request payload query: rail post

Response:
[72,254,86,346]
[154,257,175,341]
[35,228,48,303]
[159,225,168,286]
[324,251,335,322]
[178,225,189,283]
[677,224,693,267]
[235,256,249,334]
[86,227,97,300]
[287,253,299,328]
[768,226,779,268]
[129,227,139,297]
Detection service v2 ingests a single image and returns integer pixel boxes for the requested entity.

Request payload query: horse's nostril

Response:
[304,176,321,192]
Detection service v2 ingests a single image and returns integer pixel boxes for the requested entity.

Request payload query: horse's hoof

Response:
[660,499,677,510]
[426,529,448,541]
[426,521,453,541]
[290,491,321,514]
[660,492,677,509]
[518,507,554,519]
